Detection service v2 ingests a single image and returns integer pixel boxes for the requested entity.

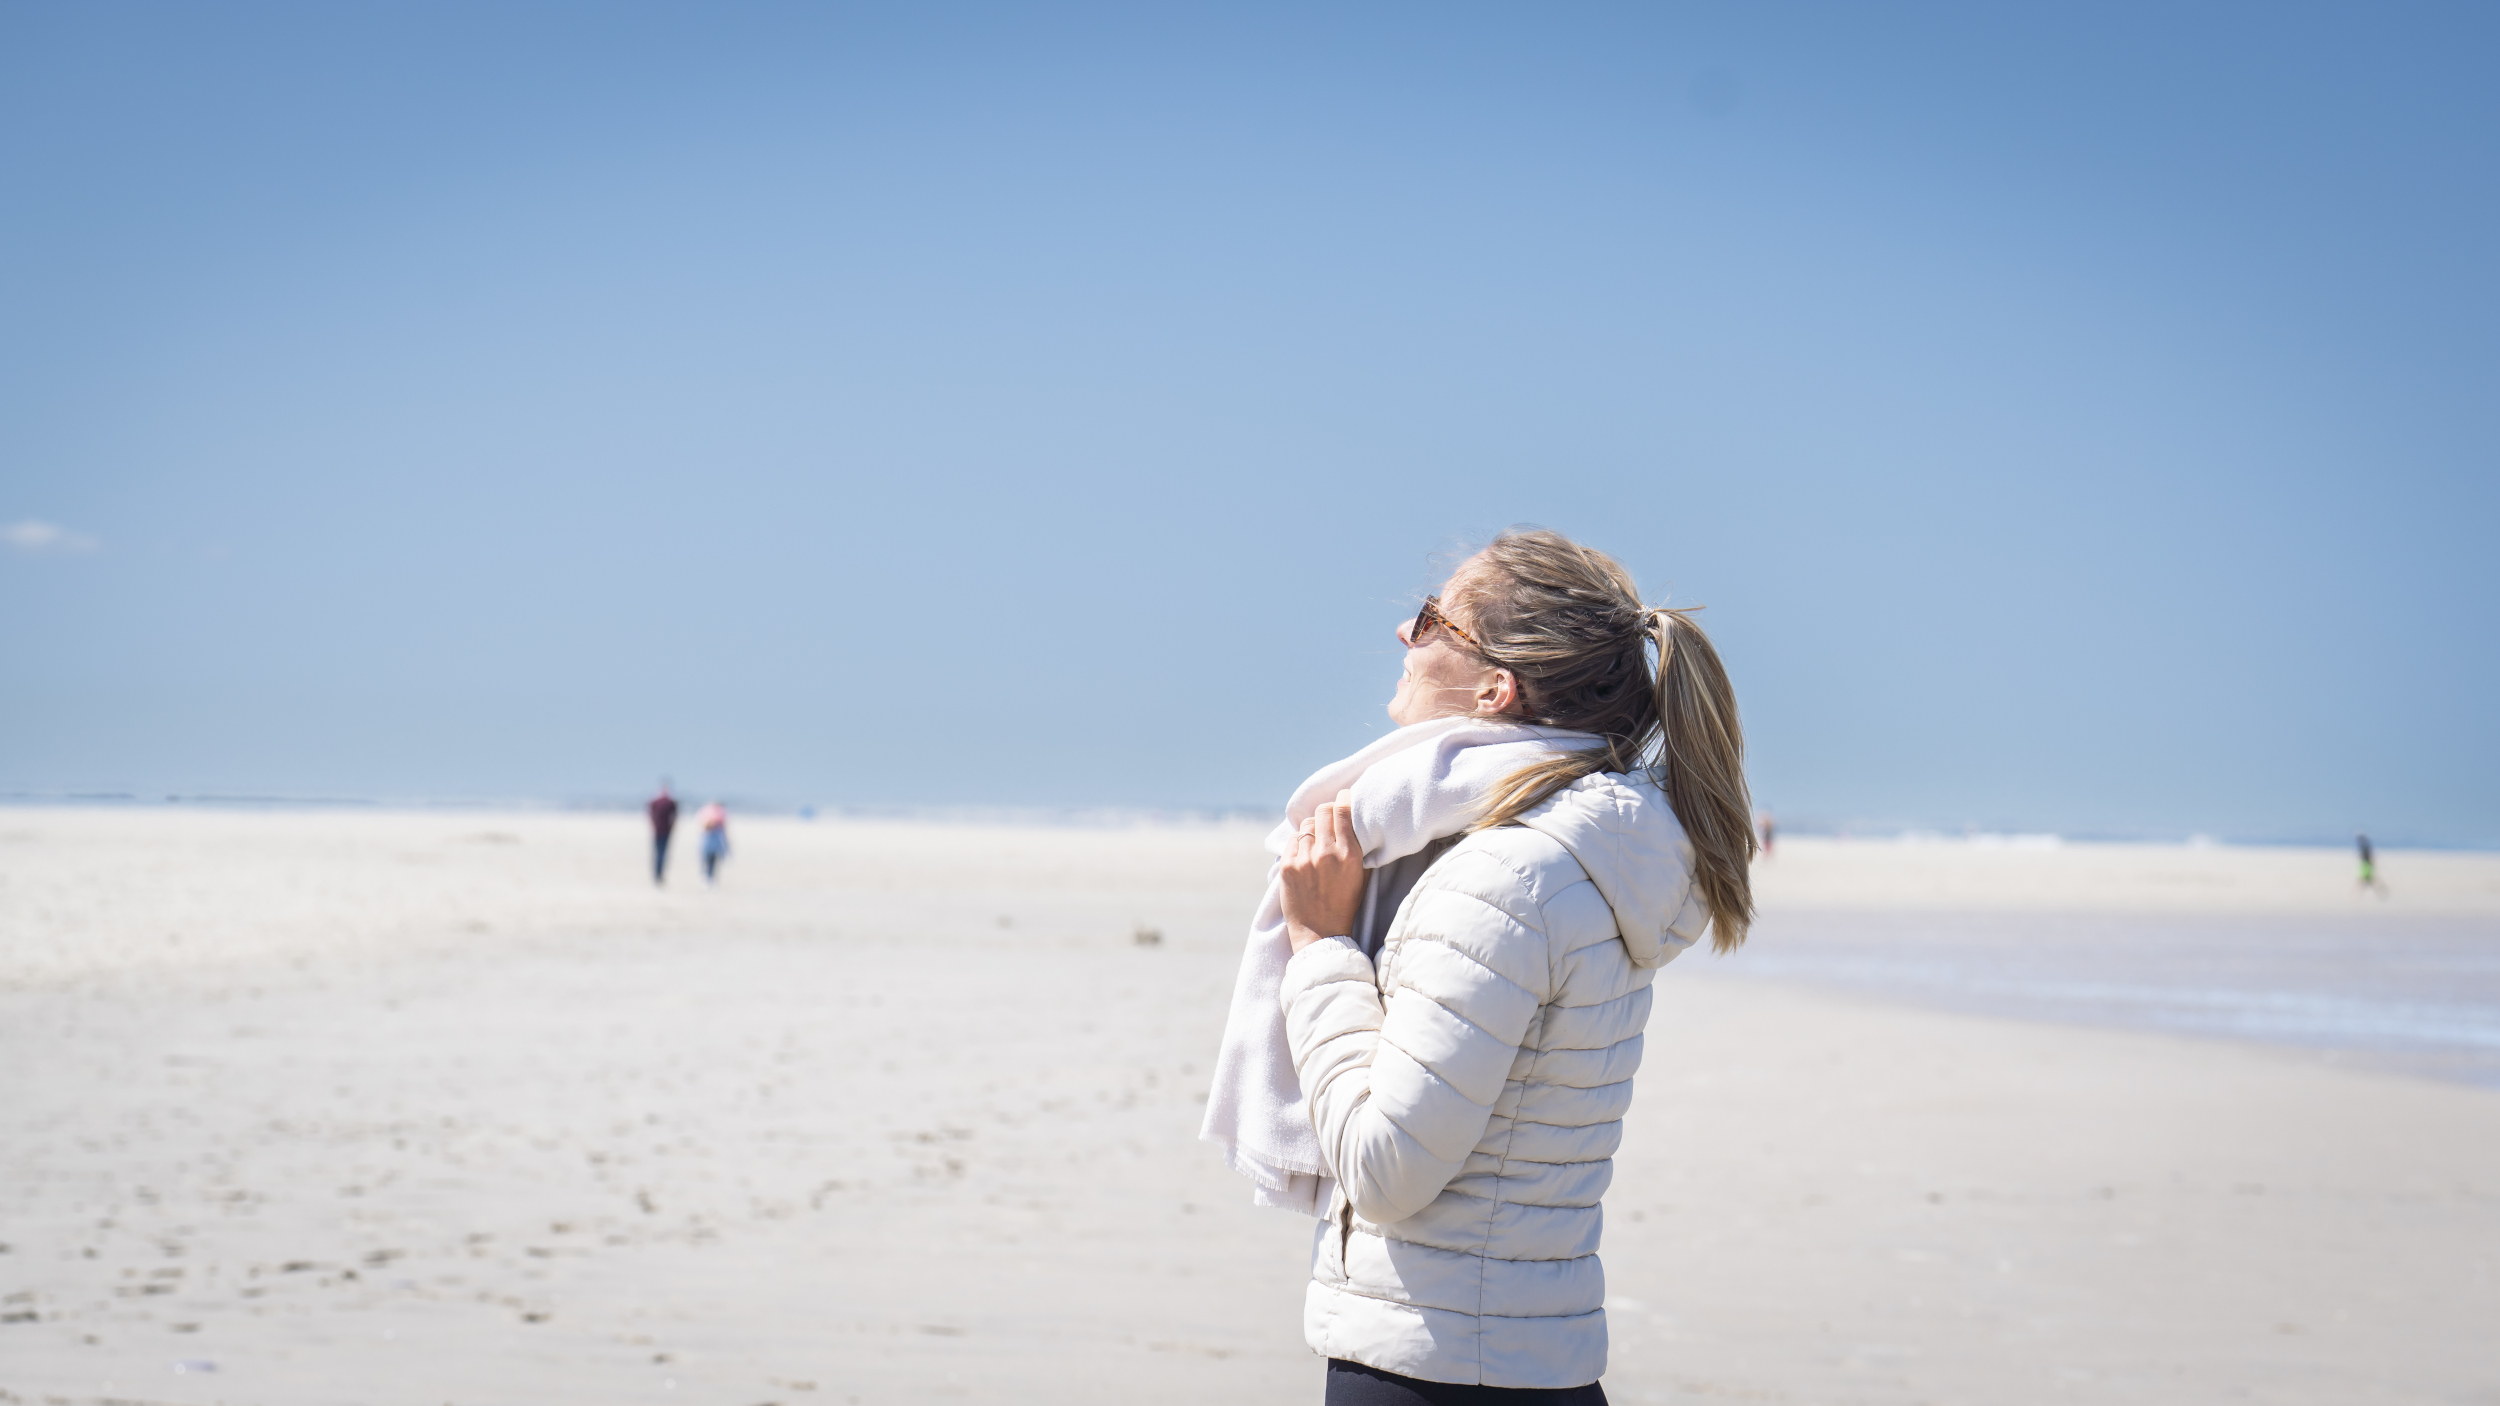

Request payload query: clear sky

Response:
[3,2,2494,844]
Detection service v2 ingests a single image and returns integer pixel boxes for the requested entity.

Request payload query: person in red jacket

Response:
[648,782,680,885]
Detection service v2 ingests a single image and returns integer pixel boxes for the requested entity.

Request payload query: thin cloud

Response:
[3,519,101,554]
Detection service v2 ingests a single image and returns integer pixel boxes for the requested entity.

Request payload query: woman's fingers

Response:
[1318,801,1359,859]
[1286,804,1360,869]
[1279,802,1368,953]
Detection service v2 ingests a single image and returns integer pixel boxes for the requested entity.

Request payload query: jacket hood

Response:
[1515,770,1709,968]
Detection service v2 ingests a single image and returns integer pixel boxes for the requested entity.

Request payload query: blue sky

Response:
[3,2,2494,844]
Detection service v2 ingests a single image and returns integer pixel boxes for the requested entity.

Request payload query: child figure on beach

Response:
[1203,530,1755,1404]
[700,802,730,885]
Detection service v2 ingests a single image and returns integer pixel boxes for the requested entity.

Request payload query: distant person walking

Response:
[1757,808,1778,859]
[648,782,680,885]
[2357,831,2387,896]
[699,802,730,885]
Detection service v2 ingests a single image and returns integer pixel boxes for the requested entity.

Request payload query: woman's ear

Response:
[1477,668,1520,717]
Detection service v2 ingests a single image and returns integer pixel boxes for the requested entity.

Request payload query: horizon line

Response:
[0,790,2486,853]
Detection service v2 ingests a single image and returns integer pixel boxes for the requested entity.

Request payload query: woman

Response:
[1207,529,1755,1403]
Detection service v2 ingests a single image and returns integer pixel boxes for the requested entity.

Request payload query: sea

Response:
[1723,908,2500,1087]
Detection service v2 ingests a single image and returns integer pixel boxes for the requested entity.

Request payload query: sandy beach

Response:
[3,808,2496,1404]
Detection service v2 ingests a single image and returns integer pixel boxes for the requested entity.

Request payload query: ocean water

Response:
[1720,910,2500,1087]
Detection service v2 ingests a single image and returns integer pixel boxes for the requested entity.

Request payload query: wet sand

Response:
[2,810,2495,1404]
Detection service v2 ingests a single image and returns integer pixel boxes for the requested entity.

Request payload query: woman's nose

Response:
[1395,617,1417,647]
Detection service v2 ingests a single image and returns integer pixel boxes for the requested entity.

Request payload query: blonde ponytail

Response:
[1457,531,1756,951]
[1652,608,1755,951]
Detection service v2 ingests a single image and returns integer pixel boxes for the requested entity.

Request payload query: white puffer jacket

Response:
[1279,769,1708,1389]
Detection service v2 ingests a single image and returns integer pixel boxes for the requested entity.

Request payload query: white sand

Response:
[1,809,2495,1404]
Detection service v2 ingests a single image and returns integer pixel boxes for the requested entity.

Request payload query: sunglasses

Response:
[1409,595,1483,652]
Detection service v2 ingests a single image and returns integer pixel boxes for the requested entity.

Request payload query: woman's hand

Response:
[1281,796,1368,955]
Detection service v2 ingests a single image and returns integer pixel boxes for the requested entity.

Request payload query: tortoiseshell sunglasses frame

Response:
[1410,595,1483,652]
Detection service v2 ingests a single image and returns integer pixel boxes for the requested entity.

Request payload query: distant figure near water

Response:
[2357,832,2388,896]
[1757,809,1778,859]
[648,782,679,885]
[699,802,730,885]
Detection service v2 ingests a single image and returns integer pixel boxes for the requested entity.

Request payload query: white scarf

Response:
[1197,717,1600,1215]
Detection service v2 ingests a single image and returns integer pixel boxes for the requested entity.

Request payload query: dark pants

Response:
[1325,1360,1607,1405]
[652,832,671,883]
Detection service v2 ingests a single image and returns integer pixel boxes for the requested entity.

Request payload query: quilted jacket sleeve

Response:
[1278,857,1554,1225]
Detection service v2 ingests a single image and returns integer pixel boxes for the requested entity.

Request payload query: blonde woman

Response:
[1204,529,1755,1404]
